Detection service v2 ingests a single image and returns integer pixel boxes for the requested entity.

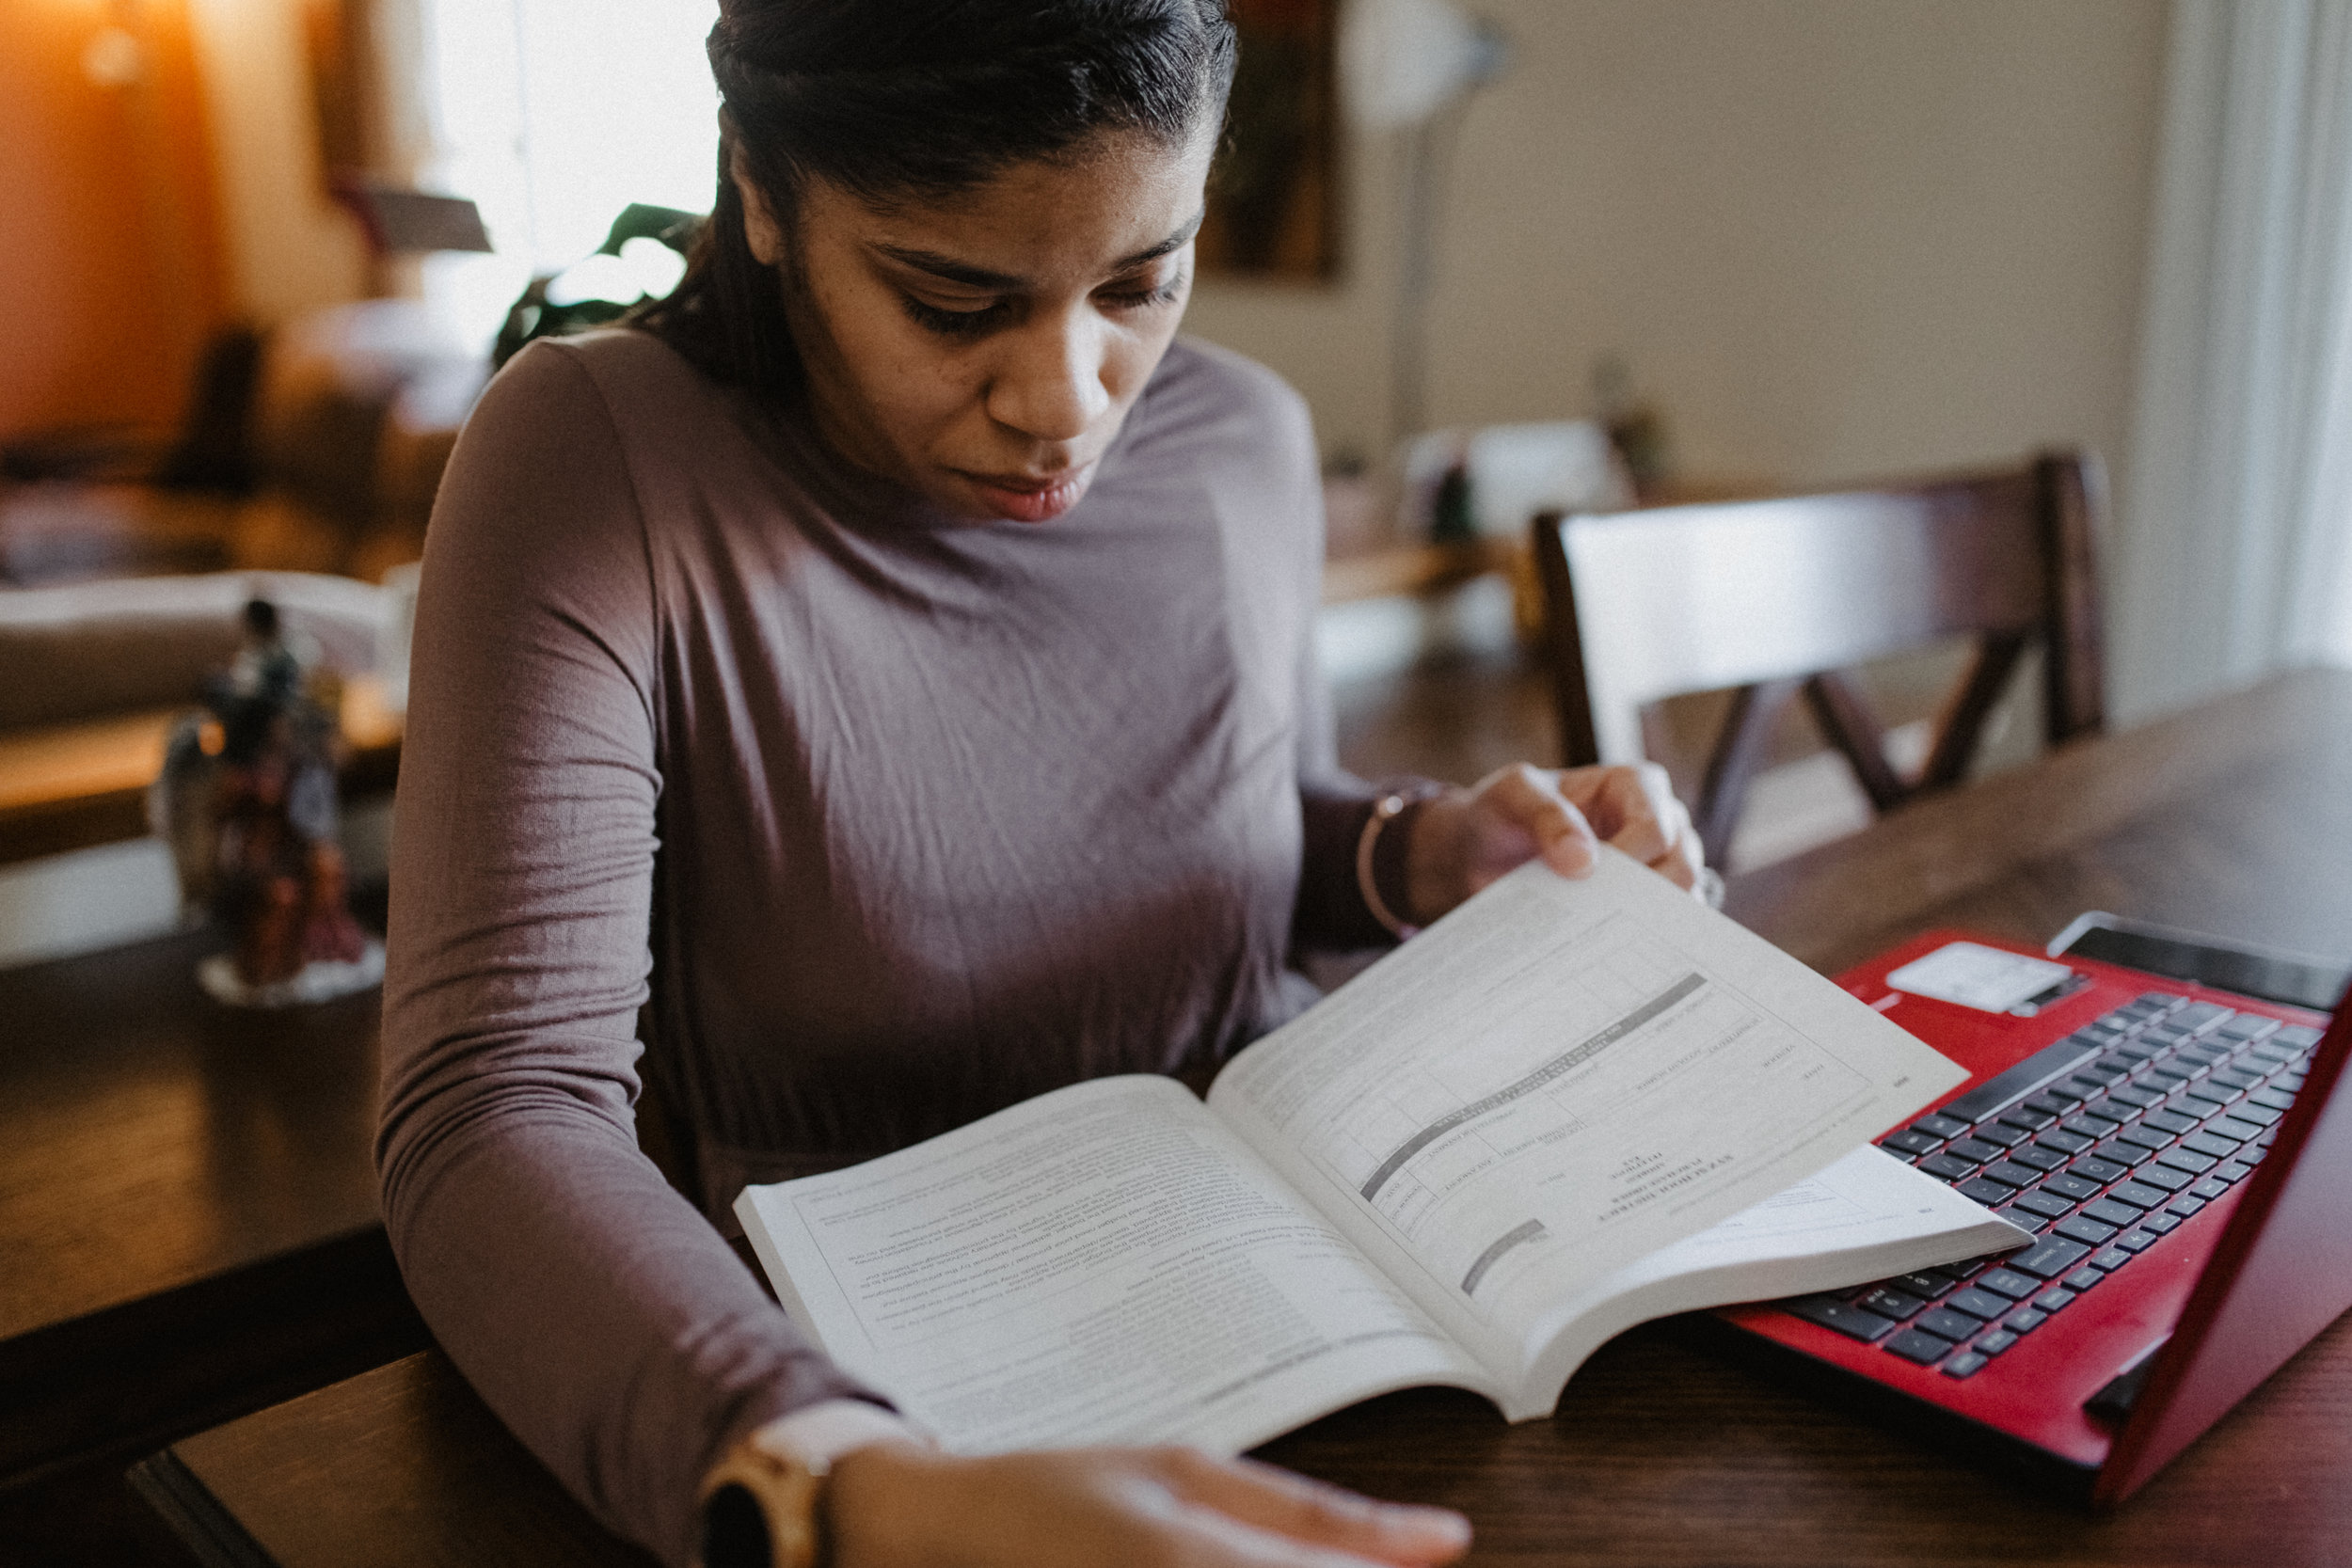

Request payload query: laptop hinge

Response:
[2083,1334,2170,1423]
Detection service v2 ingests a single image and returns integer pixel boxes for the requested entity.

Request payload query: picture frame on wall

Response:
[1199,0,1341,280]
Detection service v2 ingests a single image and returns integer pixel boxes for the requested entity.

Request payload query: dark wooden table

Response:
[0,911,424,1491]
[132,669,2352,1567]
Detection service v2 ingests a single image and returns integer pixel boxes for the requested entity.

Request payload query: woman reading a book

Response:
[379,3,1704,1564]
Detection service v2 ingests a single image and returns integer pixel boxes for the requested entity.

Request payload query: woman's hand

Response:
[828,1441,1470,1568]
[1403,762,1704,926]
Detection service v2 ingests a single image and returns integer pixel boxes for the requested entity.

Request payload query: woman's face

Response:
[736,128,1216,523]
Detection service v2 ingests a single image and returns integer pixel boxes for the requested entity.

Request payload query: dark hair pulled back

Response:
[633,0,1237,391]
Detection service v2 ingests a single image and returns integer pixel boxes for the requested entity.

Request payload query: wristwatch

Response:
[698,1438,831,1568]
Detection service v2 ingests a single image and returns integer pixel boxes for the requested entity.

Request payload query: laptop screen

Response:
[2098,990,2352,1500]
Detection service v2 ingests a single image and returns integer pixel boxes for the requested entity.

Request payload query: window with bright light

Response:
[415,0,721,351]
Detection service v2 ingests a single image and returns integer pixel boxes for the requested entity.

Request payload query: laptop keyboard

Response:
[1774,992,2323,1381]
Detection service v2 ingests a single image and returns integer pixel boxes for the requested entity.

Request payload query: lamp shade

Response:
[1341,0,1507,129]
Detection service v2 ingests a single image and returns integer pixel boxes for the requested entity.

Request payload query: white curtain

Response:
[2117,0,2352,720]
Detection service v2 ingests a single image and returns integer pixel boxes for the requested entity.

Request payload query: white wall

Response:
[1186,0,2170,491]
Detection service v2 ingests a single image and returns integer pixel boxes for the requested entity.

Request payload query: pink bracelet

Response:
[1356,793,1420,939]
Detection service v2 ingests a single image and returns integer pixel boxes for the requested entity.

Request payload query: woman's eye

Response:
[1098,277,1184,312]
[901,294,1011,339]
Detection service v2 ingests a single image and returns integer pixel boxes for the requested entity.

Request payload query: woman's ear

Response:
[730,144,785,267]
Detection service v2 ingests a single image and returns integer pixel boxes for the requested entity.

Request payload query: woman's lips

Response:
[959,465,1092,523]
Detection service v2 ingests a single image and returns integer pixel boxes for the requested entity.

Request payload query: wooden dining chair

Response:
[1531,450,2106,867]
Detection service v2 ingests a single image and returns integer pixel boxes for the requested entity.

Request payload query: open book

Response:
[737,850,2026,1455]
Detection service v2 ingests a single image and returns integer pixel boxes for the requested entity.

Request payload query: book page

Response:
[1209,850,1967,1376]
[1513,1146,2027,1414]
[736,1075,1499,1456]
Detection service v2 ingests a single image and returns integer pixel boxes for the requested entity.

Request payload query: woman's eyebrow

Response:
[868,209,1206,290]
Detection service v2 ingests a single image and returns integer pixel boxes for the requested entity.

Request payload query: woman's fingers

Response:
[1480,764,1598,880]
[1562,765,1704,892]
[1154,1449,1472,1566]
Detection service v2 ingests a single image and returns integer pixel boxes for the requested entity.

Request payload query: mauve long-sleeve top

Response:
[375,330,1406,1562]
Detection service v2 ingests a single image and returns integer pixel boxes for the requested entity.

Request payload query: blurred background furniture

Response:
[0,572,401,870]
[0,303,483,590]
[1534,450,2106,869]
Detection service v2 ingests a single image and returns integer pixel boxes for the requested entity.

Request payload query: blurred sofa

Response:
[0,301,485,589]
[0,571,393,734]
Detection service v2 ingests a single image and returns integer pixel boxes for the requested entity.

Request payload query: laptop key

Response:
[2203,1117,2264,1142]
[2173,1001,2233,1030]
[2217,1161,2255,1182]
[2071,1155,2131,1182]
[2116,1126,2175,1152]
[2036,1129,2095,1155]
[2116,1230,2159,1253]
[1916,1307,1983,1340]
[1972,1122,2030,1148]
[1947,1137,2007,1163]
[2154,1147,2217,1174]
[1858,1287,1930,1320]
[2191,1178,2230,1199]
[2040,1173,2103,1202]
[2081,1198,2143,1227]
[1882,1129,1941,1156]
[1997,1105,2057,1132]
[1780,1295,1899,1342]
[1980,1160,2044,1187]
[2141,1109,2200,1135]
[2183,1132,2242,1159]
[2227,1103,2284,1128]
[2009,1238,2092,1278]
[1919,1153,1979,1180]
[2033,1287,2076,1312]
[1886,1328,1957,1365]
[1913,1112,1972,1139]
[1976,1267,2040,1299]
[2107,1181,2169,1209]
[2210,1068,2263,1091]
[1892,1272,1956,1299]
[2170,1195,2206,1216]
[2133,1164,2194,1192]
[1940,1351,1990,1379]
[2141,1067,2192,1088]
[2089,1247,2133,1271]
[2055,1216,2119,1246]
[2004,1307,2049,1333]
[1957,1177,2018,1205]
[2024,1090,2079,1116]
[2093,1138,2154,1165]
[2064,1267,2106,1291]
[2106,1085,2166,1110]
[1995,1207,2050,1232]
[1946,1288,2010,1320]
[2144,1212,2183,1234]
[2009,1144,2070,1171]
[2010,1191,2075,1219]
[1975,1329,2020,1356]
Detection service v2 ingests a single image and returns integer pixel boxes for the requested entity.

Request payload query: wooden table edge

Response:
[130,1446,276,1568]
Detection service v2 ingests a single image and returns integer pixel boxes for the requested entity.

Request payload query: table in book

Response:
[737,850,2027,1455]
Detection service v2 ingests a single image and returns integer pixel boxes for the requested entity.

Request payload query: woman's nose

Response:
[986,312,1114,442]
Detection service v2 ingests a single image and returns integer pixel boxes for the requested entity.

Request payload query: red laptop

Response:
[1707,916,2352,1502]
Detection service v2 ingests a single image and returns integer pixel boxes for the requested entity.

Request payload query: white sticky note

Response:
[1885,942,2076,1014]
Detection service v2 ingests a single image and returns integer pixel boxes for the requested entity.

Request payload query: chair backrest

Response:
[1533,450,2106,865]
